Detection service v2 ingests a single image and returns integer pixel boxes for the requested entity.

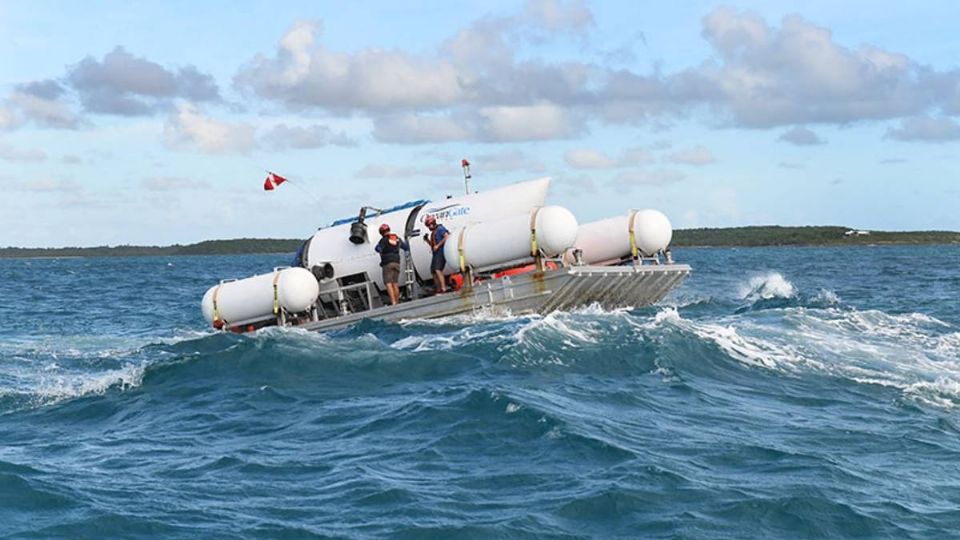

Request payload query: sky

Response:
[1,0,958,248]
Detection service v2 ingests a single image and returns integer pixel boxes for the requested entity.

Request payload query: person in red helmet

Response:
[423,215,449,293]
[374,223,409,305]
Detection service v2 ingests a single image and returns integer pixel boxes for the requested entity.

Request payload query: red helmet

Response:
[379,223,390,234]
[424,215,436,226]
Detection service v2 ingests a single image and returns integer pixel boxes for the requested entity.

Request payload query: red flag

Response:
[263,172,288,191]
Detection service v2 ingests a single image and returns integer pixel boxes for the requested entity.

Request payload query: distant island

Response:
[1,227,957,258]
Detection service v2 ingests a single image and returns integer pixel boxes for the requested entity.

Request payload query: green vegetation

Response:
[1,227,958,259]
[672,226,960,247]
[0,238,304,259]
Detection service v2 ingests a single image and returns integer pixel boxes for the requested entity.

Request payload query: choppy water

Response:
[1,245,959,538]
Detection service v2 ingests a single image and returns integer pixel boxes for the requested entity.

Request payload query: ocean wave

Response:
[4,296,958,413]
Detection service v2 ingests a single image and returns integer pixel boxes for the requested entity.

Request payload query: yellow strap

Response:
[529,207,542,257]
[212,284,223,322]
[457,228,468,272]
[272,271,281,315]
[628,209,639,259]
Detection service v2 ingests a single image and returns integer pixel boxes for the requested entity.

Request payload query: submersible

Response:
[201,177,690,333]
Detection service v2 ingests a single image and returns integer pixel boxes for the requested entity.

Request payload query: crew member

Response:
[375,223,409,305]
[424,215,449,293]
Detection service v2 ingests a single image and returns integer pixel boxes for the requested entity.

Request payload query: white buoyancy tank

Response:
[442,206,579,273]
[304,177,552,287]
[201,267,320,327]
[565,209,674,264]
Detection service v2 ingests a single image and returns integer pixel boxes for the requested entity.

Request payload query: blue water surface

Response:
[1,245,959,538]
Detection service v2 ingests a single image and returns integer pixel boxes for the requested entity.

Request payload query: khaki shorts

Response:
[382,262,401,284]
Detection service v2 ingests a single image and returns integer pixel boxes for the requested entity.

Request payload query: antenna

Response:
[461,158,472,194]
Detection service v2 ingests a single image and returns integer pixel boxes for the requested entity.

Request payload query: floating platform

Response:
[298,262,691,333]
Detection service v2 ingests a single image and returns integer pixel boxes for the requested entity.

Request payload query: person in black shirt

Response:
[375,223,409,305]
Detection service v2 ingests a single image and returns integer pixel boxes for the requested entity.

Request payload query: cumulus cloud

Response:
[778,126,825,145]
[67,47,219,115]
[235,5,960,145]
[686,8,953,127]
[163,103,255,153]
[372,113,473,144]
[0,143,47,162]
[478,103,583,141]
[884,116,960,142]
[263,123,357,148]
[667,146,716,165]
[372,105,582,143]
[236,21,463,111]
[7,80,82,129]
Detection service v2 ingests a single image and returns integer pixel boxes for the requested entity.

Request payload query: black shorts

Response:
[430,253,446,273]
[382,262,401,284]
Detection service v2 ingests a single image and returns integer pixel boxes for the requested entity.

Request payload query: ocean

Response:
[1,245,958,538]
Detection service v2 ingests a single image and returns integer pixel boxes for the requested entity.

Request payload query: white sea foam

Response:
[33,362,146,404]
[811,289,841,305]
[722,303,960,408]
[738,272,797,301]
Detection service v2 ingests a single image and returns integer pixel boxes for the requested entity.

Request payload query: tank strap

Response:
[628,209,639,259]
[529,207,542,257]
[212,284,223,324]
[457,228,468,273]
[272,271,281,315]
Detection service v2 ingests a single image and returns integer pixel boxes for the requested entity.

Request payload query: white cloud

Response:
[778,127,825,146]
[373,105,581,143]
[885,116,960,142]
[67,47,219,115]
[667,146,716,165]
[234,6,960,145]
[479,103,582,141]
[8,91,81,129]
[236,22,464,111]
[163,103,255,153]
[372,113,472,144]
[688,8,936,127]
